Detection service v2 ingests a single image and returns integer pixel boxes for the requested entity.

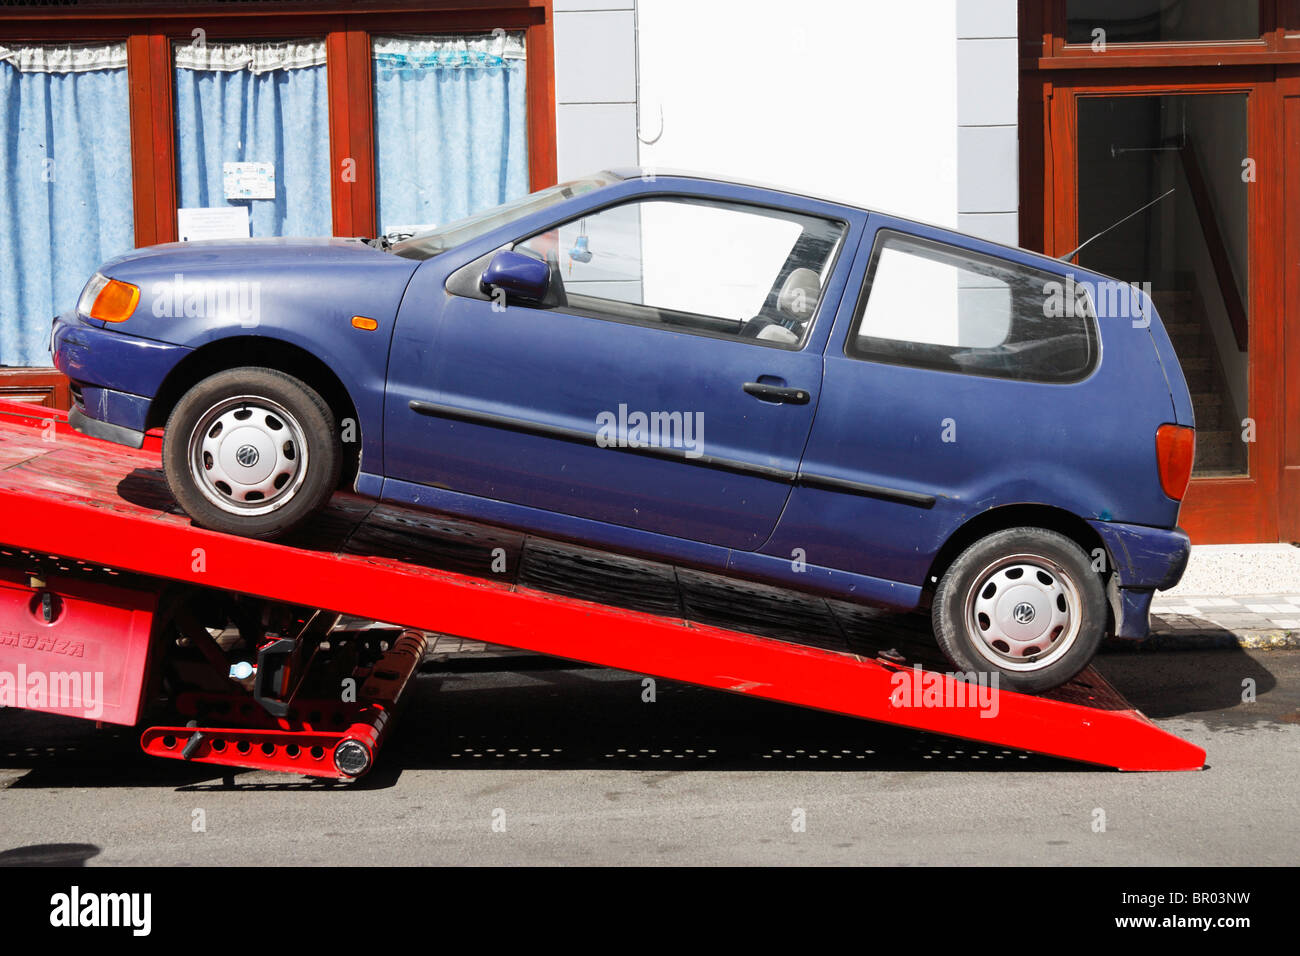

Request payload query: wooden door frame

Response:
[1026,67,1284,543]
[1278,68,1300,541]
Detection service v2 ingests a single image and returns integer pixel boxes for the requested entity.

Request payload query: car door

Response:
[383,188,854,552]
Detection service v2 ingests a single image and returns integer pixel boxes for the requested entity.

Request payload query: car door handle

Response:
[742,382,811,404]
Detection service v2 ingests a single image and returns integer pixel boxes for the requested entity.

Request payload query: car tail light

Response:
[78,273,139,323]
[1156,424,1195,501]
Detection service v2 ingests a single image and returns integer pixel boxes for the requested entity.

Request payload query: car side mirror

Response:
[480,250,550,305]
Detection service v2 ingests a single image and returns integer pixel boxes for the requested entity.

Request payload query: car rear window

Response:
[847,230,1099,384]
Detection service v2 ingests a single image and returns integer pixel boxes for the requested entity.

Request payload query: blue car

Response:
[53,170,1195,691]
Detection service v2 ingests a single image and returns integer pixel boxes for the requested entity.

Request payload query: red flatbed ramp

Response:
[0,400,1206,772]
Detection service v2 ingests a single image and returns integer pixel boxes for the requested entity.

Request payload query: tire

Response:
[162,368,341,539]
[931,527,1106,694]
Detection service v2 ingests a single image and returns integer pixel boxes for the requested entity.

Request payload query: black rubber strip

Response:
[409,399,793,481]
[794,471,936,508]
[408,399,934,508]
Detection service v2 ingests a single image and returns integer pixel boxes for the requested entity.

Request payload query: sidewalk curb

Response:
[1105,630,1300,652]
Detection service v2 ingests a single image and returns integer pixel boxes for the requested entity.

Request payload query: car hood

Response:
[100,236,409,276]
[85,236,422,344]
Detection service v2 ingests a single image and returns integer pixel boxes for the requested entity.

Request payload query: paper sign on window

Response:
[177,206,251,241]
[222,161,276,200]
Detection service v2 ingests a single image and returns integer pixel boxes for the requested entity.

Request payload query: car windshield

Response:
[389,174,617,261]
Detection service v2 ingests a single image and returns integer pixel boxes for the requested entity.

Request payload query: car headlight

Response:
[77,272,140,324]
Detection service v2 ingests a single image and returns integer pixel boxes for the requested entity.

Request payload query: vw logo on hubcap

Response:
[235,444,260,468]
[1012,602,1037,625]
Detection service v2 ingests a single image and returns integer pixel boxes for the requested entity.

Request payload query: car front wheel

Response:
[931,527,1107,694]
[162,368,341,539]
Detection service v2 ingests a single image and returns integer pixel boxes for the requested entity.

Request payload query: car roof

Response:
[601,166,1077,275]
[603,166,877,214]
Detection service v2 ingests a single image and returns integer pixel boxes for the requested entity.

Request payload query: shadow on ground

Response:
[0,843,100,866]
[1,617,1291,789]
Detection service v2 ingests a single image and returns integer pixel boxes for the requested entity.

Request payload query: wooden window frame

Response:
[1020,1,1300,70]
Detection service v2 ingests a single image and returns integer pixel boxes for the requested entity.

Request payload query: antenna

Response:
[1059,188,1174,264]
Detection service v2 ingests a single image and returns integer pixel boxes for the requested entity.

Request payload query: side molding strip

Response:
[408,399,935,508]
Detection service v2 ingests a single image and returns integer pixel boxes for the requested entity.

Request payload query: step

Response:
[1193,428,1245,473]
[1180,367,1217,394]
[1151,291,1194,323]
[1189,396,1229,430]
[1173,353,1211,371]
[1190,388,1227,419]
[1164,325,1207,348]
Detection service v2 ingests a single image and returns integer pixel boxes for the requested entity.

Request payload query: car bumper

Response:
[51,312,189,449]
[68,404,147,449]
[1088,520,1191,640]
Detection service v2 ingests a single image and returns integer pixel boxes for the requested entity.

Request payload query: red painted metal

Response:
[141,725,347,777]
[140,630,425,779]
[0,399,1207,772]
[0,563,158,726]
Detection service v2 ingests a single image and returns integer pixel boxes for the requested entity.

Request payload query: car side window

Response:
[513,198,846,348]
[848,230,1098,383]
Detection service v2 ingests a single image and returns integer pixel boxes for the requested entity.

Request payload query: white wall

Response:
[634,0,960,228]
[552,2,1021,241]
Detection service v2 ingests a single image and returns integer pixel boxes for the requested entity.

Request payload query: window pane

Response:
[373,33,529,238]
[516,199,845,346]
[1066,1,1260,44]
[0,42,134,367]
[850,232,1097,383]
[173,38,332,238]
[860,245,1011,348]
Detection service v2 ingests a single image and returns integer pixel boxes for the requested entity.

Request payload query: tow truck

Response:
[0,399,1206,780]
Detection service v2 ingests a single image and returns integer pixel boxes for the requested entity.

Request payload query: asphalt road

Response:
[0,647,1296,866]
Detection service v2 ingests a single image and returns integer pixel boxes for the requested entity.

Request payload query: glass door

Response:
[1049,75,1280,542]
[1075,93,1249,477]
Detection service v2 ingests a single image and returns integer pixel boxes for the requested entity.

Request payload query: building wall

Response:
[956,0,1019,245]
[553,2,1020,238]
[634,0,959,228]
[551,0,640,180]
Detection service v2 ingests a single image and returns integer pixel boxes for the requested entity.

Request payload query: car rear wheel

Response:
[931,527,1106,694]
[163,368,340,539]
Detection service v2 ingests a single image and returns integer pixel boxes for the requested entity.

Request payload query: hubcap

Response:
[962,553,1082,672]
[187,395,309,516]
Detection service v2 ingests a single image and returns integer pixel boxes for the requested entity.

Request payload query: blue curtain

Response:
[372,35,529,235]
[174,48,331,239]
[0,49,134,367]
